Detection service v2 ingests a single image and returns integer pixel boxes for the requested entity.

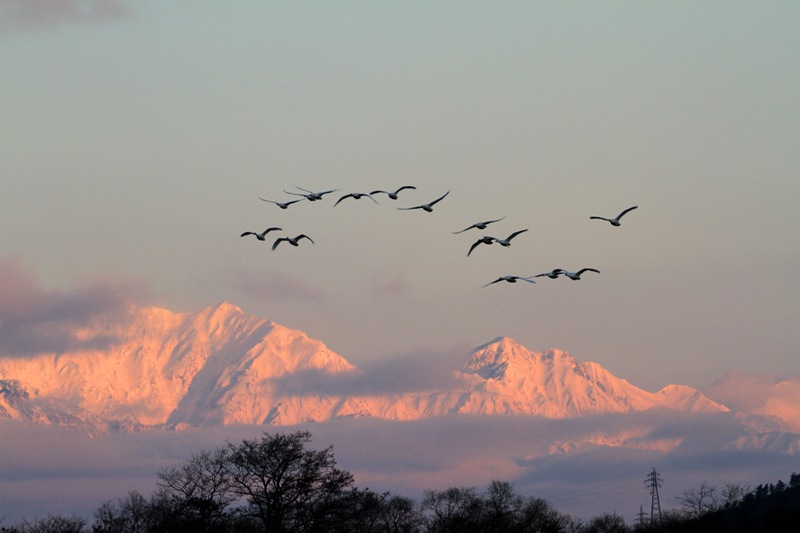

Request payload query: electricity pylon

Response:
[645,468,663,523]
[634,504,649,527]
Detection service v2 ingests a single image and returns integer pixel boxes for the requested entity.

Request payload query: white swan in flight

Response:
[533,269,564,279]
[554,268,600,280]
[482,275,537,288]
[467,236,496,257]
[467,229,528,256]
[370,186,416,200]
[259,197,304,209]
[492,229,528,247]
[590,206,638,226]
[240,227,282,240]
[272,234,315,250]
[334,192,379,206]
[452,217,506,234]
[397,191,450,212]
[284,186,338,202]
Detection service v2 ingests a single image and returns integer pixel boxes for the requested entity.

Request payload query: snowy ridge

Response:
[0,302,790,448]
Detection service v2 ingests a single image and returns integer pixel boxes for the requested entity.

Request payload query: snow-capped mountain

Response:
[0,302,769,435]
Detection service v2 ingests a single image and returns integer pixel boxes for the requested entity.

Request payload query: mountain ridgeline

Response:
[0,302,733,433]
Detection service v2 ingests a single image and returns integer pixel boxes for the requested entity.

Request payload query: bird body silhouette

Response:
[453,217,506,234]
[590,206,638,226]
[467,229,527,256]
[467,236,496,256]
[533,269,564,279]
[370,186,416,200]
[285,186,338,202]
[240,227,282,240]
[259,197,304,209]
[397,191,450,212]
[482,275,536,288]
[334,192,379,206]
[492,229,528,247]
[272,234,314,250]
[554,268,600,280]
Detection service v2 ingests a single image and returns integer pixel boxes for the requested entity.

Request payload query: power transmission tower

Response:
[634,504,649,527]
[644,468,663,523]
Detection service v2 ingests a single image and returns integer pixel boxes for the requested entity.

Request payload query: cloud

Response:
[273,345,469,396]
[2,412,800,524]
[0,0,133,34]
[226,268,326,303]
[703,372,784,412]
[0,257,143,356]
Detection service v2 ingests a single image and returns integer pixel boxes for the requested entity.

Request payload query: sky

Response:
[2,1,800,394]
[2,2,800,524]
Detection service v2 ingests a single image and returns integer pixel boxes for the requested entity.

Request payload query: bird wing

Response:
[284,190,307,197]
[589,216,610,221]
[334,194,351,206]
[240,232,255,237]
[453,224,476,234]
[271,238,286,250]
[427,190,450,206]
[298,234,314,244]
[577,268,600,275]
[481,278,503,288]
[467,239,485,256]
[397,205,422,210]
[617,205,638,219]
[506,229,529,241]
[395,185,416,194]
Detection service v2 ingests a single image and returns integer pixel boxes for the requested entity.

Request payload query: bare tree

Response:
[676,481,717,518]
[226,430,355,532]
[380,495,423,533]
[156,446,236,528]
[93,491,150,533]
[720,482,750,509]
[421,486,483,533]
[4,515,87,533]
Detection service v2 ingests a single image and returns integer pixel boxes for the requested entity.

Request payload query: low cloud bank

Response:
[0,257,143,357]
[272,346,469,396]
[3,411,799,523]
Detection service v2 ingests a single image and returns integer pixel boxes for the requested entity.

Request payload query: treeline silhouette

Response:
[1,430,798,532]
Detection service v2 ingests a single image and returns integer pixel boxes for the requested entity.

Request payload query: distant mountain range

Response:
[1,302,798,449]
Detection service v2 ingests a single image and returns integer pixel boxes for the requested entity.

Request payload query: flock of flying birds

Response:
[241,185,638,288]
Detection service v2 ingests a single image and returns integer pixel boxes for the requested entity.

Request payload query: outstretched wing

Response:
[427,190,450,207]
[453,224,476,234]
[617,205,638,219]
[506,229,528,241]
[334,194,352,207]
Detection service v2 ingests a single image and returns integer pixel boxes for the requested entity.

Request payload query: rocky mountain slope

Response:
[0,302,738,433]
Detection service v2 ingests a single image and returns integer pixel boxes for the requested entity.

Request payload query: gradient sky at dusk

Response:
[3,0,800,394]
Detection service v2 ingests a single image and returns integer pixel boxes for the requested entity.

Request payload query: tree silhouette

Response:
[226,430,355,532]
